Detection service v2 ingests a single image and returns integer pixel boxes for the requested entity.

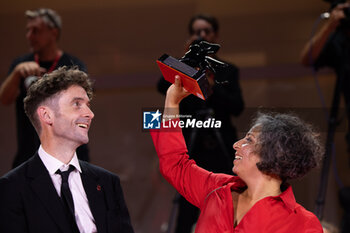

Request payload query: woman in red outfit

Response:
[151,76,324,233]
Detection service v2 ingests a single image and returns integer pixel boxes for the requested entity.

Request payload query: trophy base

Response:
[157,54,212,100]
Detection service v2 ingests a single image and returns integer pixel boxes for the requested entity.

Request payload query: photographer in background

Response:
[301,1,350,66]
[0,8,89,168]
[301,1,350,148]
[157,14,244,233]
[300,1,350,232]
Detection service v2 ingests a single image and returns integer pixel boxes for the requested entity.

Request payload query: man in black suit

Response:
[0,67,134,233]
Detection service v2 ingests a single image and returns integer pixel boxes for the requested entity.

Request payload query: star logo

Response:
[150,110,162,123]
[143,110,162,129]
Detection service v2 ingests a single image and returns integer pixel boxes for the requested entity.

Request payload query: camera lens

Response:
[24,76,38,89]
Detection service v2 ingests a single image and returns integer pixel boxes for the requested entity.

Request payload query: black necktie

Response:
[56,165,80,233]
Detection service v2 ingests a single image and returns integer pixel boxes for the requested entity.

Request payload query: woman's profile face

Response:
[232,126,262,177]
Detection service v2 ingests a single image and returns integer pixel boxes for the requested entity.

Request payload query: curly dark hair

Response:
[24,66,93,133]
[251,112,324,181]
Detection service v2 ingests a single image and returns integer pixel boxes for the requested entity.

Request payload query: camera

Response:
[324,0,350,26]
[24,76,38,89]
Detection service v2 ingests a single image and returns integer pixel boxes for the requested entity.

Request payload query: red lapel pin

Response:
[97,185,101,191]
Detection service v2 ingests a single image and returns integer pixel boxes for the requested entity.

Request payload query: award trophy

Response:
[157,40,228,100]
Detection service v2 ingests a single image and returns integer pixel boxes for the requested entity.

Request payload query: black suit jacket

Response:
[0,153,134,233]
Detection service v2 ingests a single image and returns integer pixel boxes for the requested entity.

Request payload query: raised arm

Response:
[300,2,349,66]
[0,61,45,105]
[150,76,234,208]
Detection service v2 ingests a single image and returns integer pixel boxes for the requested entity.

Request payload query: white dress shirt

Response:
[38,145,97,233]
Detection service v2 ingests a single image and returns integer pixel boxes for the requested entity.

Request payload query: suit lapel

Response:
[27,154,72,233]
[80,162,107,233]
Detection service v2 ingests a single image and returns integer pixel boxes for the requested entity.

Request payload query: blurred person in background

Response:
[0,8,89,168]
[301,1,350,151]
[301,2,350,232]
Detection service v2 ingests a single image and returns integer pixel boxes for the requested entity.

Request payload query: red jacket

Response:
[150,126,322,233]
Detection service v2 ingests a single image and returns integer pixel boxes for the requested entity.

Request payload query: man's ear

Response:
[37,106,54,126]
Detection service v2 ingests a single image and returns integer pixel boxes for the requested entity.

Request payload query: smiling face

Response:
[232,126,262,177]
[49,85,94,147]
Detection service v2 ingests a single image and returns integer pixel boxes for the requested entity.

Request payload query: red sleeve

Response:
[150,120,234,208]
[303,212,323,233]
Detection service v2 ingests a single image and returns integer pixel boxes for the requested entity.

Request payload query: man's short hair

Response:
[24,67,93,133]
[25,8,62,30]
[188,14,219,35]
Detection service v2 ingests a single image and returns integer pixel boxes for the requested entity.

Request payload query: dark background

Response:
[0,0,348,232]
